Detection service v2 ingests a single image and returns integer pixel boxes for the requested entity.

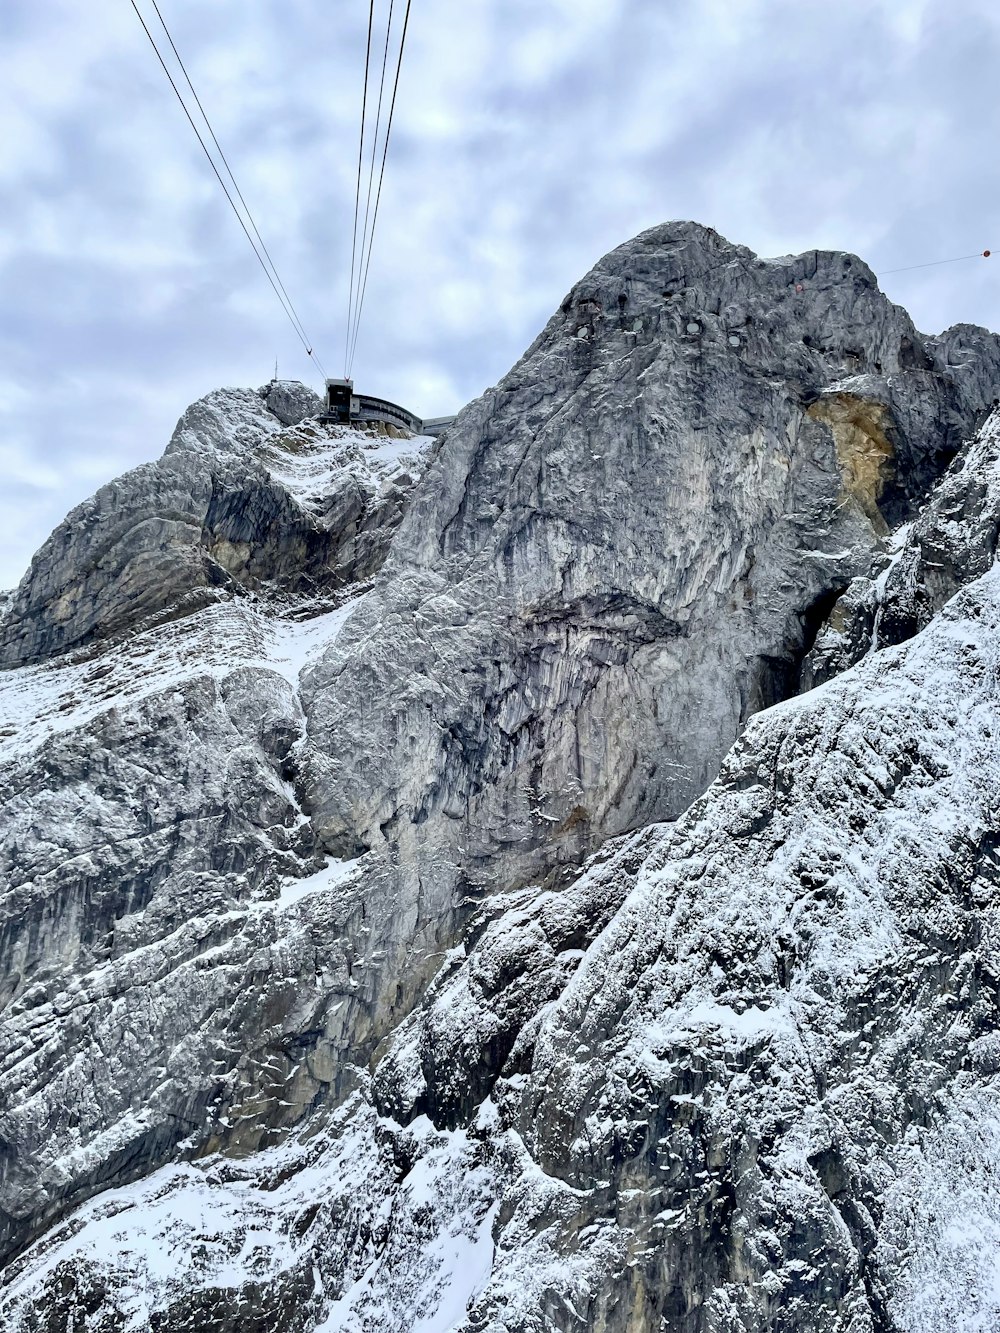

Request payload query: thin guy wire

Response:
[128,0,326,380]
[348,0,413,376]
[882,251,991,275]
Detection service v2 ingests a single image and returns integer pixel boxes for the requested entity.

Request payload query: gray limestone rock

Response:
[0,406,435,1265]
[8,490,1000,1333]
[0,386,426,668]
[298,222,1000,948]
[260,378,323,426]
[362,508,1000,1331]
[497,569,1000,1331]
[2,222,1000,1332]
[803,398,1000,687]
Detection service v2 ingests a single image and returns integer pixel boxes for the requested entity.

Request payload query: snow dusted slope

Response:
[0,398,434,1274]
[356,413,1000,1330]
[505,568,1000,1331]
[0,1093,501,1333]
[0,384,431,668]
[4,224,1000,1331]
[7,417,1000,1333]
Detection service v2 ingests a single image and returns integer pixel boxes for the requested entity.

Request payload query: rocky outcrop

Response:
[7,413,1000,1333]
[513,572,1000,1331]
[2,222,1000,1331]
[301,228,1000,879]
[363,520,1000,1333]
[0,388,426,667]
[804,391,1000,687]
[0,410,434,1266]
[261,378,323,427]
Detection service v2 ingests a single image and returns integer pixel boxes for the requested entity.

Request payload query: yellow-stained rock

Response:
[808,392,894,532]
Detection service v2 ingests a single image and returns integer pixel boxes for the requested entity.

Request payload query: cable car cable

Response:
[146,0,318,361]
[349,0,397,376]
[346,2,404,378]
[128,0,327,381]
[345,0,377,377]
[130,0,327,377]
[347,0,411,376]
[347,0,412,378]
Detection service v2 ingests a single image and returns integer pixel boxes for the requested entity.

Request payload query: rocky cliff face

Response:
[0,380,419,667]
[2,221,1000,1332]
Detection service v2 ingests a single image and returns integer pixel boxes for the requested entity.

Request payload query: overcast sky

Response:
[1,0,999,588]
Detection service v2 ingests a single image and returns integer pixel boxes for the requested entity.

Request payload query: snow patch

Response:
[0,594,367,761]
[268,857,363,911]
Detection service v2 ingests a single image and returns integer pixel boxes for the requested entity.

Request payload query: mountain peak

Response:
[3,224,1000,1332]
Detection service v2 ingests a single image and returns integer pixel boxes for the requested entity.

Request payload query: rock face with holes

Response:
[298,224,1000,902]
[2,221,1000,1332]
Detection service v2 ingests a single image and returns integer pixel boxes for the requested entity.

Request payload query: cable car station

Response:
[321,377,455,436]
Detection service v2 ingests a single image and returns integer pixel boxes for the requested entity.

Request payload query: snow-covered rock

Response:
[261,378,323,427]
[0,389,430,667]
[3,222,1000,1331]
[806,395,1000,686]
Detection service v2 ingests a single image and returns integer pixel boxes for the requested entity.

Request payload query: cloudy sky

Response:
[1,0,998,588]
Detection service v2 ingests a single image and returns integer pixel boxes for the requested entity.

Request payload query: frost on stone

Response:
[3,224,1000,1331]
[0,387,433,669]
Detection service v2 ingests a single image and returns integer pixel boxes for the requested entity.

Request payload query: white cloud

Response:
[0,0,998,587]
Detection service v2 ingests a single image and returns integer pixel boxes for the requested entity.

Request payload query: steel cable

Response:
[147,0,318,361]
[347,0,413,377]
[882,250,991,275]
[348,0,397,376]
[129,0,327,380]
[345,0,377,376]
